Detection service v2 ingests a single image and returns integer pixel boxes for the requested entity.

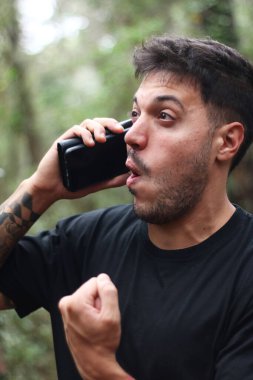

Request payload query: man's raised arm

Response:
[0,117,128,310]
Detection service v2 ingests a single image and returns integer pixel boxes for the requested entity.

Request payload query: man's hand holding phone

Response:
[29,118,131,208]
[58,118,132,192]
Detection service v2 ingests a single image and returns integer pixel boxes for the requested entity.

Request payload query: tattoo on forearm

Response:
[0,192,40,268]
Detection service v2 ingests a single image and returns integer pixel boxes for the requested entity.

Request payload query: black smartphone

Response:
[57,119,132,191]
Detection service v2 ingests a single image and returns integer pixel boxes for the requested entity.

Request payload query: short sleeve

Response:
[0,215,85,318]
[215,291,253,379]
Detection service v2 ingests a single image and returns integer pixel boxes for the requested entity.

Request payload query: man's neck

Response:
[147,198,235,250]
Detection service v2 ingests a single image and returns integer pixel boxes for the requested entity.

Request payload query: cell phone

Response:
[57,119,132,191]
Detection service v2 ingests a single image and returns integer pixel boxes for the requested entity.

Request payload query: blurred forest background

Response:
[0,0,253,378]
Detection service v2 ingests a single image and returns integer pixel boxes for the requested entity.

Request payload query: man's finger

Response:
[59,277,98,319]
[97,273,120,320]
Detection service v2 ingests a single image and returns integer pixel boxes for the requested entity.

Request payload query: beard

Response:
[129,140,212,225]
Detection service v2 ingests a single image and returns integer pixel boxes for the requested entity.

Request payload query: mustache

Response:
[127,149,150,176]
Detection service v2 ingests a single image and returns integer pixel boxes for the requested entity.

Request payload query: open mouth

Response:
[126,159,141,176]
[126,159,141,187]
[130,168,140,178]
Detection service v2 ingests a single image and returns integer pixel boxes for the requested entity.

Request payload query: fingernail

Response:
[98,273,110,282]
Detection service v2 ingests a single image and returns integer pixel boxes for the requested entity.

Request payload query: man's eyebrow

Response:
[132,95,185,111]
[155,95,185,111]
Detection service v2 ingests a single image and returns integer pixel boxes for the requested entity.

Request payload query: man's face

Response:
[125,72,216,224]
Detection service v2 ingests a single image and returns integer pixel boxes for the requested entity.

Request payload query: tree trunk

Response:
[0,0,42,174]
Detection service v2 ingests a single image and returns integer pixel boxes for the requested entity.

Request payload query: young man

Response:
[0,35,253,379]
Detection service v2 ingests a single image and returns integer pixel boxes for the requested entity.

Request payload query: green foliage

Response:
[0,310,56,380]
[184,0,238,45]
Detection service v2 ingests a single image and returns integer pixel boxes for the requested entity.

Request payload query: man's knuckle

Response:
[58,296,71,313]
[104,284,117,296]
[102,314,118,328]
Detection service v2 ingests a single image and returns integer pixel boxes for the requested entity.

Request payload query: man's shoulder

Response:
[234,205,253,236]
[57,204,137,234]
[236,204,253,220]
[77,203,134,223]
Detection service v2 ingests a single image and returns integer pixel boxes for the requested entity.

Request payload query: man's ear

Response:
[216,122,244,163]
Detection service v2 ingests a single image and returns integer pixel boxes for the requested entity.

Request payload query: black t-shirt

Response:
[1,204,253,379]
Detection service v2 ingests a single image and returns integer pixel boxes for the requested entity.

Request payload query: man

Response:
[0,35,253,379]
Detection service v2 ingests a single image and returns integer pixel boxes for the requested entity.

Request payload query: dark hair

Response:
[133,35,253,170]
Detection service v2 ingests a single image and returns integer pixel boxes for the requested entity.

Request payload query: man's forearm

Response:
[0,179,51,268]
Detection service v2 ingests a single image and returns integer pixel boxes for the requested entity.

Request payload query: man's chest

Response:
[115,260,231,380]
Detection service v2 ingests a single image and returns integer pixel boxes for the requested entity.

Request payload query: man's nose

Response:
[124,118,148,150]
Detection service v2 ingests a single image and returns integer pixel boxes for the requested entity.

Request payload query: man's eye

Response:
[131,110,139,120]
[160,112,174,120]
[131,110,138,117]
